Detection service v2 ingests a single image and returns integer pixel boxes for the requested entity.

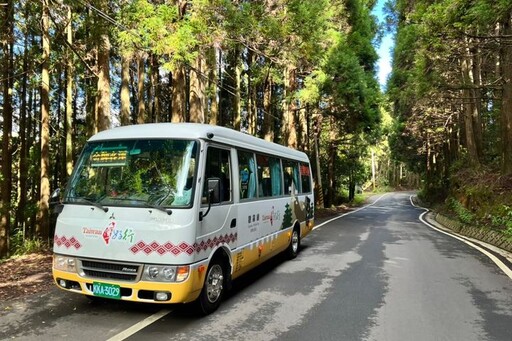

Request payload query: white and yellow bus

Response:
[52,123,314,314]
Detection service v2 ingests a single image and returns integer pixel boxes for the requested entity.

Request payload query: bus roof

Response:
[88,123,309,161]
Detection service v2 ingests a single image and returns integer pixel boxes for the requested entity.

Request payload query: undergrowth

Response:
[423,165,512,240]
[9,230,49,256]
[447,198,475,224]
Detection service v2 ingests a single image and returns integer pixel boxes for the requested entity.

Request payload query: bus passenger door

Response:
[199,146,238,249]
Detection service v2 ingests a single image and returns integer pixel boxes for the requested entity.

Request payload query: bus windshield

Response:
[64,139,197,209]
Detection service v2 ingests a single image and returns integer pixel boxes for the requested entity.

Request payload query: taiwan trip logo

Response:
[102,221,116,245]
[100,221,135,245]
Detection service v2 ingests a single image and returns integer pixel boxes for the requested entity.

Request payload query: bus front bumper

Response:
[52,268,204,304]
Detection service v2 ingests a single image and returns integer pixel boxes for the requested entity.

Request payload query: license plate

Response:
[92,282,121,299]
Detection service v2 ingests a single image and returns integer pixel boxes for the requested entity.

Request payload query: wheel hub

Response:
[206,264,224,303]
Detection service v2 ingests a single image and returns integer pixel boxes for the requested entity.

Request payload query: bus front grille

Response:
[79,259,141,282]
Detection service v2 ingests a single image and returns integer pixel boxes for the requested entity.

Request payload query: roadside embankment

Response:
[433,213,512,254]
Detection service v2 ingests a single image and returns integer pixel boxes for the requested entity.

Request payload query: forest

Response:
[1,0,511,259]
[388,0,512,240]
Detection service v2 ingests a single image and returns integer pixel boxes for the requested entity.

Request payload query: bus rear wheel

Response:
[197,258,226,315]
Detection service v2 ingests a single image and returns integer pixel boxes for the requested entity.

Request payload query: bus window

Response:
[203,147,231,203]
[270,157,282,196]
[256,154,282,198]
[283,160,300,195]
[300,163,312,193]
[238,150,256,200]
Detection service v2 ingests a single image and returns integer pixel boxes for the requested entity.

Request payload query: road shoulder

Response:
[422,211,512,279]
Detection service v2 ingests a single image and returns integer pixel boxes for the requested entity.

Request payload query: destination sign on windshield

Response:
[91,149,128,167]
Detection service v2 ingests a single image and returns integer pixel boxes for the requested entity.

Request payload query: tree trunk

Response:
[86,75,97,137]
[85,6,96,137]
[207,47,219,125]
[283,66,297,148]
[461,45,480,167]
[234,53,241,130]
[65,5,74,178]
[172,65,187,122]
[314,114,324,208]
[16,5,30,238]
[36,0,50,241]
[371,148,376,191]
[501,13,512,174]
[190,54,205,123]
[150,53,160,123]
[54,64,63,191]
[348,169,355,202]
[120,53,131,125]
[136,52,146,124]
[246,49,256,135]
[0,0,14,257]
[326,116,336,207]
[27,68,37,239]
[262,72,273,141]
[471,43,483,159]
[96,22,111,132]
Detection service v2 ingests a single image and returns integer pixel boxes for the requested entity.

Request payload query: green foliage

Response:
[490,205,512,231]
[10,230,47,256]
[504,227,512,240]
[387,0,512,199]
[352,193,367,206]
[488,204,512,240]
[417,180,448,205]
[285,0,332,64]
[448,198,475,224]
[299,70,328,105]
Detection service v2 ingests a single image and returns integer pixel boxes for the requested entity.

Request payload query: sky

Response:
[372,0,394,90]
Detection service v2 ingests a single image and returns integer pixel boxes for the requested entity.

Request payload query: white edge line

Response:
[106,309,172,341]
[411,195,512,280]
[313,193,389,231]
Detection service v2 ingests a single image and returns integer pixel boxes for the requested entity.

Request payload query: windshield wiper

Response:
[145,203,172,215]
[68,196,109,212]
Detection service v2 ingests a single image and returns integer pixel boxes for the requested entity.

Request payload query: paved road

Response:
[1,192,511,340]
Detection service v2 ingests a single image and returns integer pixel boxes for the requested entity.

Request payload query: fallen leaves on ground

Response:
[0,251,54,302]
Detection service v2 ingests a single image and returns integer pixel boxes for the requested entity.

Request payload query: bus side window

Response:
[203,147,231,203]
[283,160,299,195]
[238,150,256,200]
[300,163,312,193]
[283,171,292,195]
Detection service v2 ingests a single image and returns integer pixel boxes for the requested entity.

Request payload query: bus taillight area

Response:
[52,257,205,304]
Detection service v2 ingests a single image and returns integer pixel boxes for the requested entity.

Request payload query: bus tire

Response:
[197,257,226,315]
[286,226,300,259]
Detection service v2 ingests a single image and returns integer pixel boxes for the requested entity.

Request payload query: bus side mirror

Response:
[199,178,221,221]
[50,188,61,203]
[208,178,221,204]
[50,188,64,214]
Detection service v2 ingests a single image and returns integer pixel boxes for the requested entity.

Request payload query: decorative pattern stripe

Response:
[129,233,238,256]
[54,235,82,250]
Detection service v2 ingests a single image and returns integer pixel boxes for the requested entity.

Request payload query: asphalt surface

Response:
[1,192,511,340]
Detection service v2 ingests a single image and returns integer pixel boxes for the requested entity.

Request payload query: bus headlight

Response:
[147,266,160,279]
[53,255,77,273]
[162,267,176,280]
[142,265,189,282]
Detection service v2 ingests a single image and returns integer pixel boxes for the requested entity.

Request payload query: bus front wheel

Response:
[197,258,226,315]
[286,226,300,259]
